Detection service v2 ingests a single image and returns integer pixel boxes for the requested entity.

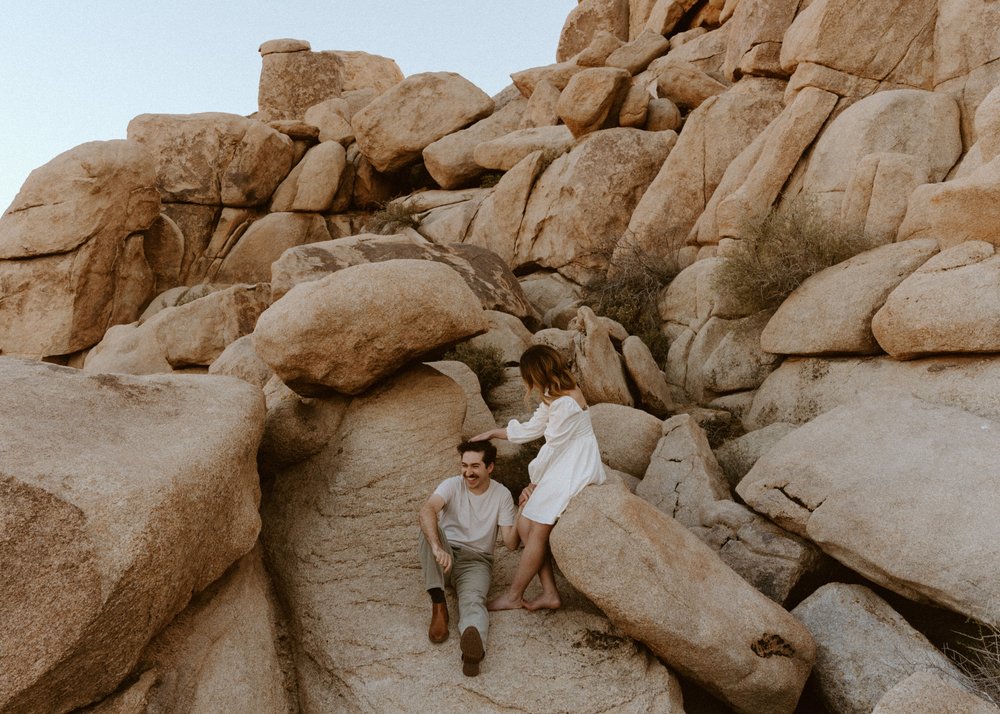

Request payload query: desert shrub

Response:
[443,342,506,399]
[582,237,677,366]
[946,621,1000,705]
[478,171,504,188]
[364,200,422,235]
[712,197,871,313]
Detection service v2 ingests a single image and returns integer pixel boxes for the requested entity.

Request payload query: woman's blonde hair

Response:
[519,345,576,402]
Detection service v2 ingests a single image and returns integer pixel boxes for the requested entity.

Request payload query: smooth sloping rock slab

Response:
[551,482,816,714]
[622,335,674,416]
[873,241,1000,358]
[254,259,488,395]
[761,239,939,355]
[792,583,965,714]
[464,150,547,266]
[269,232,537,321]
[739,396,1000,626]
[715,86,838,240]
[0,358,263,713]
[118,547,290,714]
[261,366,684,712]
[745,355,1000,429]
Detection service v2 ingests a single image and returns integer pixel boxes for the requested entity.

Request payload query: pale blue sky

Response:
[0,1,575,211]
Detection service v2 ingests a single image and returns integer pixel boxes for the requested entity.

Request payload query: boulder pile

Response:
[3,2,1000,711]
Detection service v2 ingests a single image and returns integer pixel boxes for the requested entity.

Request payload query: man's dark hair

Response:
[457,440,497,467]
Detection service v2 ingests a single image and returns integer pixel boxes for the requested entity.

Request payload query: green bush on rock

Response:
[442,342,506,400]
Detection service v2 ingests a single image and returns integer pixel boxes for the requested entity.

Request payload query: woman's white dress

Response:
[506,395,607,524]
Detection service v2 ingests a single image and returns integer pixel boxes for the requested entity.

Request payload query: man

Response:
[418,440,518,677]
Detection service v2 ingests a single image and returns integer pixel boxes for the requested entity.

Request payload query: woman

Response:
[472,344,606,611]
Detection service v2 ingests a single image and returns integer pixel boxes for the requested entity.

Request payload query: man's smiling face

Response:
[461,450,493,495]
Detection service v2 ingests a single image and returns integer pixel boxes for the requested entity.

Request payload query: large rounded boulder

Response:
[0,358,263,713]
[253,259,489,395]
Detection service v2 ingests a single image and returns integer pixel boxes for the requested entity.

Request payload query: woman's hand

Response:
[518,483,537,507]
[470,429,498,441]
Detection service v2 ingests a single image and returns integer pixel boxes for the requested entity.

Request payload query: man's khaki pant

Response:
[419,527,492,643]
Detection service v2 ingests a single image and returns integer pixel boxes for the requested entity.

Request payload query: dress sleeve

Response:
[506,402,550,443]
[541,397,583,448]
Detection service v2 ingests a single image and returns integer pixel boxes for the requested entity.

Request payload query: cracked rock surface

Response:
[739,394,1000,627]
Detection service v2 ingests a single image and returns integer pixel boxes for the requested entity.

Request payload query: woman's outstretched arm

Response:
[470,427,508,441]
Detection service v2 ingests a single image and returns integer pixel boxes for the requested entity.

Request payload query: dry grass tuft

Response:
[582,237,677,365]
[713,197,871,313]
[364,201,422,235]
[946,621,1000,705]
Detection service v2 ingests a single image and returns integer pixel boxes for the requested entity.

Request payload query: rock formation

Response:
[5,1,1000,709]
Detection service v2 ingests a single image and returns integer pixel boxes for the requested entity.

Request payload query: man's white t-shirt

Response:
[434,476,516,555]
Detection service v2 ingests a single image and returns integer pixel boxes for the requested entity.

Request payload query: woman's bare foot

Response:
[487,593,524,611]
[523,592,562,611]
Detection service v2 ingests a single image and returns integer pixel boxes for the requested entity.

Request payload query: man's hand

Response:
[432,543,453,573]
[518,483,537,507]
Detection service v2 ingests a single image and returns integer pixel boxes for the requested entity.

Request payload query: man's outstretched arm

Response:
[419,494,452,572]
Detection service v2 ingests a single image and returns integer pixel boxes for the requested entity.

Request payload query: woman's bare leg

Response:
[488,518,554,611]
[524,551,561,611]
[516,509,531,544]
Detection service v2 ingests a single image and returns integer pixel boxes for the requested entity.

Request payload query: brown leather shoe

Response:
[428,602,449,643]
[460,626,485,676]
